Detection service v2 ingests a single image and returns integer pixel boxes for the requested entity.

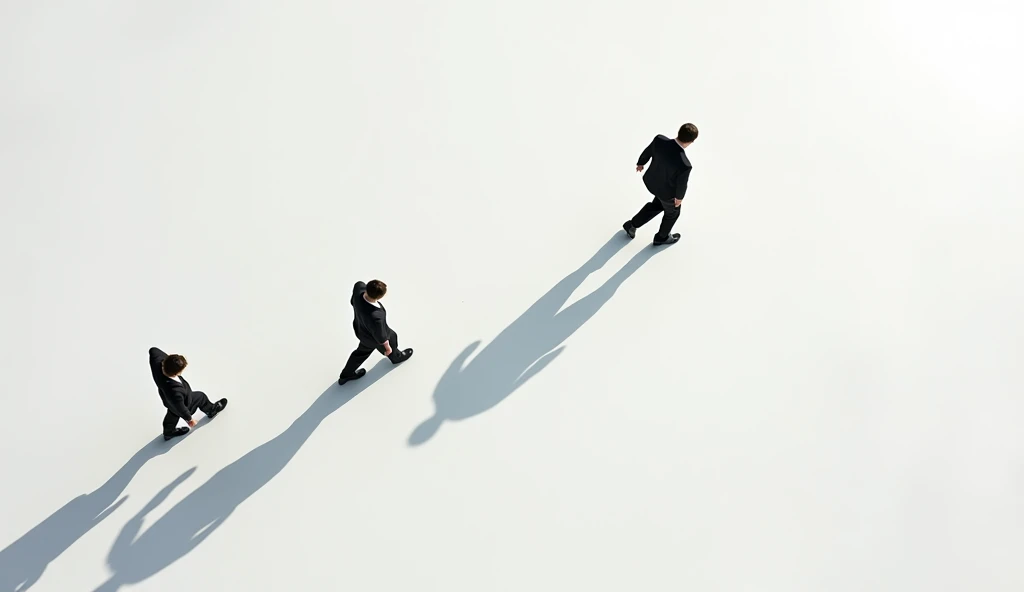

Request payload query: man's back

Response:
[639,134,692,200]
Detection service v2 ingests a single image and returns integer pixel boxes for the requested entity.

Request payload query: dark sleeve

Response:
[674,166,691,200]
[352,281,366,297]
[148,347,167,378]
[370,309,389,344]
[166,384,192,421]
[637,138,655,166]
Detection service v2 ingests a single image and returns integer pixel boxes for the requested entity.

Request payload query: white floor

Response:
[2,2,1023,591]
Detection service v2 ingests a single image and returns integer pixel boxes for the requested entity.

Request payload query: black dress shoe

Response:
[392,348,413,364]
[206,398,228,419]
[164,427,189,441]
[622,221,636,239]
[338,368,366,385]
[653,233,680,245]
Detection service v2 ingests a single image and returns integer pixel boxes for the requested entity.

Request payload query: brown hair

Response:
[366,279,387,300]
[677,123,698,143]
[162,354,188,377]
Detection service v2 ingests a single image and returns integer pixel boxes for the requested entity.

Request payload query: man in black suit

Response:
[338,279,413,385]
[148,348,228,440]
[622,123,699,245]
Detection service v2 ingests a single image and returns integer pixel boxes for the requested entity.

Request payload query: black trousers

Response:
[340,330,402,377]
[630,196,680,240]
[161,391,215,436]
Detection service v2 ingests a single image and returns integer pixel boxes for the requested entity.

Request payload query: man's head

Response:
[366,279,387,301]
[677,123,698,147]
[162,354,188,378]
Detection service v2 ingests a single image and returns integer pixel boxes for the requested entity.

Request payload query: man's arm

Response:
[674,166,691,201]
[149,347,166,363]
[148,347,167,378]
[636,138,655,167]
[352,281,366,297]
[166,384,192,421]
[370,310,389,345]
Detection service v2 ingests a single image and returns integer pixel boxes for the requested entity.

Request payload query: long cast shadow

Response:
[92,360,394,592]
[409,233,666,445]
[0,431,190,592]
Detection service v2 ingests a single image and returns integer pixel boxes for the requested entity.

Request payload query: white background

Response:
[2,1,1022,591]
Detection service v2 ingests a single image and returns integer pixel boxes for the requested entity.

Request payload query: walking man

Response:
[148,347,228,440]
[622,123,698,245]
[339,279,413,385]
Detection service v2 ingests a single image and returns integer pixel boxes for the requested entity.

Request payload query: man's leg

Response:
[340,341,375,379]
[379,330,412,364]
[653,198,681,244]
[628,197,663,229]
[162,410,187,440]
[162,410,180,434]
[190,391,212,415]
[191,390,228,419]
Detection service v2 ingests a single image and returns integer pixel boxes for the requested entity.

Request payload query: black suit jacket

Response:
[350,281,392,345]
[637,134,692,201]
[148,347,195,421]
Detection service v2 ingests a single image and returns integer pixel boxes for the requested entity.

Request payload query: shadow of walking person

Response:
[409,233,667,446]
[0,434,187,592]
[90,360,393,592]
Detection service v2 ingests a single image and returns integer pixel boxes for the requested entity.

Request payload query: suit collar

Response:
[362,294,385,310]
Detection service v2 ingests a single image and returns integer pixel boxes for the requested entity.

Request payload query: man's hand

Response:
[636,165,644,172]
[188,419,197,427]
[674,198,682,207]
[383,340,392,356]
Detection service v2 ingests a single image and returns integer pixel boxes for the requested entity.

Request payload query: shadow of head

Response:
[409,234,665,446]
[93,360,394,592]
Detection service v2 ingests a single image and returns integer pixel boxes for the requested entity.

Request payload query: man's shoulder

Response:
[652,135,682,155]
[154,374,177,393]
[163,375,186,389]
[352,294,377,316]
